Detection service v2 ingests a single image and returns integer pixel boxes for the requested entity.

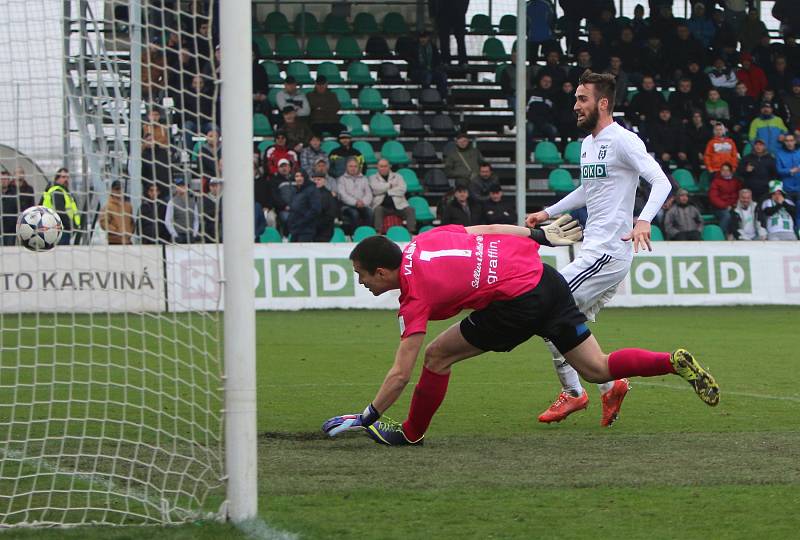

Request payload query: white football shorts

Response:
[559,253,630,322]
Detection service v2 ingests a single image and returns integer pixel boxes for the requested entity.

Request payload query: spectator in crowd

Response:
[628,75,666,130]
[407,31,448,99]
[708,162,743,235]
[773,0,800,39]
[141,132,170,194]
[200,177,223,242]
[328,131,364,177]
[705,88,731,122]
[143,107,169,147]
[500,52,534,112]
[469,162,500,205]
[300,134,328,176]
[567,49,594,87]
[141,42,166,102]
[338,157,373,233]
[553,80,582,139]
[441,183,480,226]
[480,183,516,225]
[180,75,215,150]
[768,55,792,96]
[443,132,484,185]
[704,122,739,173]
[369,158,416,233]
[280,106,312,152]
[669,78,704,123]
[138,183,169,244]
[269,158,294,228]
[252,49,269,115]
[0,170,18,245]
[761,88,788,123]
[307,76,342,137]
[631,3,649,41]
[603,55,629,109]
[593,5,620,44]
[784,78,800,131]
[776,132,800,215]
[611,27,641,81]
[707,57,738,99]
[729,81,758,136]
[737,138,778,199]
[431,0,468,66]
[559,0,590,55]
[276,76,310,119]
[527,0,557,61]
[731,188,767,240]
[684,110,713,171]
[99,180,134,245]
[312,157,338,196]
[287,170,321,242]
[586,27,611,72]
[663,188,704,240]
[535,49,568,91]
[736,53,768,100]
[670,24,705,80]
[640,35,668,82]
[760,180,797,239]
[688,2,715,48]
[311,171,339,242]
[750,33,773,70]
[13,167,35,211]
[685,60,712,101]
[199,127,221,179]
[711,8,738,57]
[749,101,788,155]
[526,74,558,141]
[42,167,79,245]
[253,201,267,242]
[650,3,679,41]
[165,177,199,244]
[263,131,299,176]
[648,106,689,170]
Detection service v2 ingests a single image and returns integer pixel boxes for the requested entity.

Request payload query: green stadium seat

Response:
[626,89,638,103]
[321,140,340,154]
[353,141,377,164]
[267,87,281,107]
[305,35,332,57]
[380,140,409,165]
[365,167,378,178]
[190,140,204,162]
[353,12,379,34]
[702,213,716,224]
[498,14,517,34]
[353,225,377,242]
[482,37,509,60]
[383,12,408,34]
[335,36,362,59]
[294,12,320,34]
[333,88,354,109]
[386,226,412,242]
[564,140,583,164]
[494,63,509,83]
[340,113,366,136]
[316,61,343,83]
[673,168,699,192]
[358,87,385,110]
[418,225,435,233]
[253,35,272,57]
[286,61,314,84]
[323,13,350,34]
[264,11,290,34]
[743,142,752,156]
[369,113,398,137]
[650,224,665,241]
[261,61,283,84]
[470,14,493,34]
[534,141,563,164]
[397,168,423,194]
[253,113,273,136]
[702,224,725,241]
[408,196,435,222]
[257,139,274,153]
[329,226,347,243]
[259,226,283,243]
[661,89,672,100]
[275,34,301,57]
[698,170,712,191]
[548,169,575,192]
[347,61,375,84]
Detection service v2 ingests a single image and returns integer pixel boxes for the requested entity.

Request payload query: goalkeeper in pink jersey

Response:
[322,221,719,446]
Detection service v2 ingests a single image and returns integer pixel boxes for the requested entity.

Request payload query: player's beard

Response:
[576,106,599,132]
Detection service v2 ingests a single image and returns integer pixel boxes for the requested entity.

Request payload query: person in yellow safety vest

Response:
[42,167,81,245]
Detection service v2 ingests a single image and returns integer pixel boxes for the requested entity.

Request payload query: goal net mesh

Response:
[0,0,226,526]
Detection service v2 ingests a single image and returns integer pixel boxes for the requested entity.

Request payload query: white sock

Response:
[597,381,614,394]
[545,341,583,397]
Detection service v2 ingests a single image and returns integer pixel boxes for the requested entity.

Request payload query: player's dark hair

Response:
[350,236,403,274]
[579,71,616,111]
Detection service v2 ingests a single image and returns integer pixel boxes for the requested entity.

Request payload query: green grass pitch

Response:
[3,306,800,539]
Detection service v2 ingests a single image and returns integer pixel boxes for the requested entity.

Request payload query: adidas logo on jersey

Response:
[581,163,608,179]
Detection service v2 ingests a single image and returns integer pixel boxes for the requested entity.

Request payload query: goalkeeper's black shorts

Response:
[459,264,591,355]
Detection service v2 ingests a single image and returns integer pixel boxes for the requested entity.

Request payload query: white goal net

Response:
[0,0,233,526]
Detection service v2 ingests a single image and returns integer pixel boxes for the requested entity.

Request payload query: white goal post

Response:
[0,0,256,526]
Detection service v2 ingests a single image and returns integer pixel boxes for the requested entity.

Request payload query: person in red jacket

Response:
[262,130,299,176]
[703,122,739,173]
[736,53,768,100]
[709,162,743,236]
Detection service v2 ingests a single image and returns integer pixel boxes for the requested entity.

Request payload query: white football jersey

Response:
[577,122,666,261]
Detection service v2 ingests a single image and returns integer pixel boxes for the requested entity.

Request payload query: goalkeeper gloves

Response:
[529,215,583,247]
[321,403,381,437]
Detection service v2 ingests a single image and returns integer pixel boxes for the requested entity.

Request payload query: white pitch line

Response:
[235,518,299,540]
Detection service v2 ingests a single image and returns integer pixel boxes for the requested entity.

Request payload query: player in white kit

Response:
[527,71,673,426]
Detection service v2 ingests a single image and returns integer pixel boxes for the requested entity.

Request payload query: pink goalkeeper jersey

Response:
[397,225,544,337]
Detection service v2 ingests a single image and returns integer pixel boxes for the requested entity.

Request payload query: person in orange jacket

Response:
[703,122,739,173]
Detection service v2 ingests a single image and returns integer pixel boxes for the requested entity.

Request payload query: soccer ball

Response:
[16,205,63,251]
